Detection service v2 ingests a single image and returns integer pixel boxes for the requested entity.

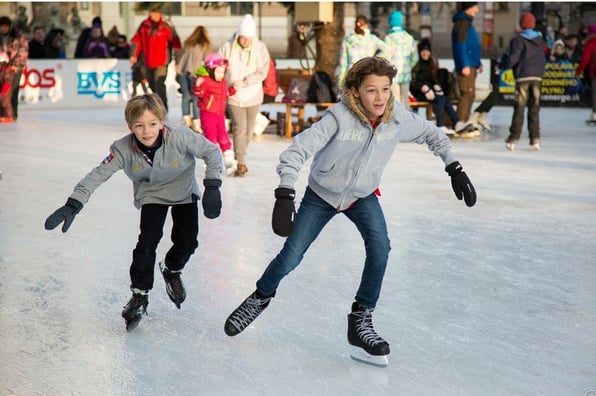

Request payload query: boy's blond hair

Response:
[124,93,167,125]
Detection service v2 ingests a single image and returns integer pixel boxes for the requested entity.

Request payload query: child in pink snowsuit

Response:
[193,53,237,174]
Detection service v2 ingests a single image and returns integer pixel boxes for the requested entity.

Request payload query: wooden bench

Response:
[410,101,434,120]
[283,102,337,138]
[410,99,459,121]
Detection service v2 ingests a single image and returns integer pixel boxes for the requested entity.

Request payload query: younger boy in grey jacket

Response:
[45,93,223,331]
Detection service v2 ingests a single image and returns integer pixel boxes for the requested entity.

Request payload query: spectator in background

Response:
[75,16,102,58]
[218,14,270,177]
[451,2,482,127]
[337,15,387,89]
[384,11,418,110]
[111,34,130,59]
[46,28,66,59]
[549,39,568,62]
[176,25,211,131]
[28,26,49,59]
[81,26,111,58]
[262,57,279,103]
[576,24,596,124]
[499,12,546,151]
[564,34,582,63]
[410,38,478,137]
[0,16,28,123]
[130,6,181,111]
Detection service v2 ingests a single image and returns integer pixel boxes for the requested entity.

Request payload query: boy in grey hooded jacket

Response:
[223,57,476,367]
[45,93,223,331]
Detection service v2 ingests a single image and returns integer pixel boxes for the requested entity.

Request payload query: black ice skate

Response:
[159,262,186,309]
[122,290,148,332]
[347,302,390,367]
[224,291,275,336]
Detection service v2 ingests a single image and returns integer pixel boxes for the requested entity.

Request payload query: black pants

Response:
[146,66,168,111]
[11,68,23,119]
[130,201,199,291]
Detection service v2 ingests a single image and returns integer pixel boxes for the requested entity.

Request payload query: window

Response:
[230,2,253,16]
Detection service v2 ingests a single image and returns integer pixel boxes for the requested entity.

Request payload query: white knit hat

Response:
[236,14,257,37]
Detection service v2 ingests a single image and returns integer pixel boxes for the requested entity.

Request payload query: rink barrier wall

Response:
[18,59,180,111]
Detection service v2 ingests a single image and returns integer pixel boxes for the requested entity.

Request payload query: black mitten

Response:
[445,161,477,207]
[44,198,84,233]
[202,179,222,219]
[272,187,296,237]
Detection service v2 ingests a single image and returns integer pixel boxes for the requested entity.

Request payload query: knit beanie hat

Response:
[459,2,478,12]
[417,38,432,54]
[236,14,257,38]
[519,12,536,29]
[388,11,403,28]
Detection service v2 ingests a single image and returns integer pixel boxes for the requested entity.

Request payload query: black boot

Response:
[224,290,275,336]
[347,302,390,367]
[160,262,186,309]
[122,290,149,332]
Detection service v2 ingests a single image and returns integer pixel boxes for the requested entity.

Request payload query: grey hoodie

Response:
[70,125,223,209]
[277,92,457,211]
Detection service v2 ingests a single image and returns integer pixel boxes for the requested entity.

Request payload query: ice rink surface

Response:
[1,104,595,395]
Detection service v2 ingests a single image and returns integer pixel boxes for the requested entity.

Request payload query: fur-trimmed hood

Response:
[341,88,395,125]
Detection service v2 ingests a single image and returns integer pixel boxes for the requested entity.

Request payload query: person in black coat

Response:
[28,26,50,59]
[411,38,476,136]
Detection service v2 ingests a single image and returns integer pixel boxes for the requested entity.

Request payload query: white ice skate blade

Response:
[349,346,389,368]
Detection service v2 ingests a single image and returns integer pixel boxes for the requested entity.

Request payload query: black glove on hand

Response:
[445,161,477,207]
[272,187,296,237]
[44,198,84,233]
[202,179,222,219]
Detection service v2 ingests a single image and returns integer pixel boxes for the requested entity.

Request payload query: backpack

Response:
[282,78,310,103]
[307,71,336,103]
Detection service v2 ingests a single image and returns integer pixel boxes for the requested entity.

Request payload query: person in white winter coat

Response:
[218,14,270,177]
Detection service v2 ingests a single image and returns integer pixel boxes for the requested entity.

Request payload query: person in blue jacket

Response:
[451,2,482,126]
[223,56,477,367]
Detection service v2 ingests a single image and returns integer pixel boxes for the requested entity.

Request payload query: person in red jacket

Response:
[193,53,238,175]
[130,6,181,111]
[576,24,596,124]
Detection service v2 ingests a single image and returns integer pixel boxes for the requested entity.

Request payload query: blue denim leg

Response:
[186,74,200,119]
[176,73,199,118]
[256,187,337,296]
[343,193,391,309]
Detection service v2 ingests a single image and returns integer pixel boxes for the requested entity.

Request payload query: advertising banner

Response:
[493,58,589,107]
[19,59,180,111]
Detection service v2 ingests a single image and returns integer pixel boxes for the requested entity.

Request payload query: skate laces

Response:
[354,309,386,347]
[229,294,271,330]
[125,293,148,313]
[163,268,184,295]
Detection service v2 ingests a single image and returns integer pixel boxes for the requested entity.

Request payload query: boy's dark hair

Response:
[343,56,397,91]
[124,93,167,125]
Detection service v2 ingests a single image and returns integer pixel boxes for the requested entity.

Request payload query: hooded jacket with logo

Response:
[276,91,457,211]
[69,125,222,209]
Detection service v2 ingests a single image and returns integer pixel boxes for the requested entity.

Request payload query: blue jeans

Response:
[256,187,391,309]
[433,94,460,127]
[176,73,199,119]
